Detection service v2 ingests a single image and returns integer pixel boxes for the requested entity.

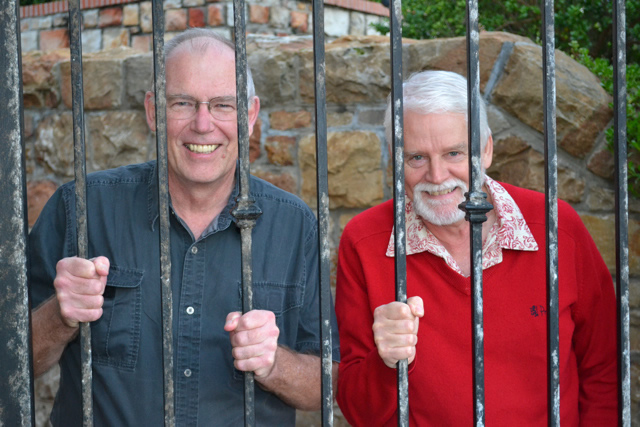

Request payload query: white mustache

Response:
[414,179,467,200]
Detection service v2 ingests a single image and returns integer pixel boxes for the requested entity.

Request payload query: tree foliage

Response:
[373,0,639,197]
[20,0,51,5]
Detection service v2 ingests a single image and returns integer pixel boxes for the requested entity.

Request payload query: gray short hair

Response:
[162,28,256,100]
[383,70,491,150]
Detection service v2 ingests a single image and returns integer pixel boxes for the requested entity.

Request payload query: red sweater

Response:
[335,183,617,426]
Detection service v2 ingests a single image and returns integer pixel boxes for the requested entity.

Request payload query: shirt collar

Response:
[148,160,240,235]
[386,176,538,273]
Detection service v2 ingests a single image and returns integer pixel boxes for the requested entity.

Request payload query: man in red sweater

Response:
[335,70,617,426]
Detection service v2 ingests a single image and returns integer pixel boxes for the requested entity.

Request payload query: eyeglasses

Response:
[165,95,238,121]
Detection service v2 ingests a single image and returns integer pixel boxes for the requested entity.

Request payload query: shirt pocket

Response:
[91,265,144,371]
[232,281,304,380]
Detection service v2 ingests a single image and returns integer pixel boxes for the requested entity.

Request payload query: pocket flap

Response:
[107,266,144,288]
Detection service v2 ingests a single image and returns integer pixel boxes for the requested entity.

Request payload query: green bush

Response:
[20,0,53,5]
[373,0,640,197]
[572,44,640,198]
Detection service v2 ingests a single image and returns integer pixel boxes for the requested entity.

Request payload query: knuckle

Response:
[399,304,411,317]
[372,322,384,334]
[267,339,278,352]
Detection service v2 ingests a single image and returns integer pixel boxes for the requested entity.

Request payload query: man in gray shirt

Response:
[29,28,339,426]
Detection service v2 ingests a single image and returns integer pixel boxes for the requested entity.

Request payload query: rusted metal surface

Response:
[67,1,93,424]
[0,0,34,425]
[460,1,491,425]
[150,1,175,425]
[388,0,409,425]
[310,0,335,424]
[541,1,560,425]
[230,0,261,425]
[613,0,630,425]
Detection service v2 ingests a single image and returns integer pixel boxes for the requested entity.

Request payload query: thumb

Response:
[407,296,424,318]
[224,312,242,332]
[92,256,110,277]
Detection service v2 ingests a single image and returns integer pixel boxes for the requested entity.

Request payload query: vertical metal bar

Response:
[388,0,409,425]
[612,0,630,425]
[460,1,491,425]
[150,1,175,425]
[541,1,560,425]
[67,1,93,425]
[230,1,261,426]
[0,0,35,425]
[310,0,334,425]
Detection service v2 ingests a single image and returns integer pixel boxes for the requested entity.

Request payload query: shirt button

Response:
[184,369,192,377]
[191,246,198,254]
[186,306,195,315]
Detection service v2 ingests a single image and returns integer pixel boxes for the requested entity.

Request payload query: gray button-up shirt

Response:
[29,161,340,426]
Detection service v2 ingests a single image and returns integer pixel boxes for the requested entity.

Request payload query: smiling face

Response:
[144,39,259,196]
[404,111,493,227]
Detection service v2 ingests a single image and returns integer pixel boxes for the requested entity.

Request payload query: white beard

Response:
[411,178,469,226]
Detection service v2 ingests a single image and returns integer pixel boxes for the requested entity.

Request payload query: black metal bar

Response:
[0,0,35,425]
[150,1,175,426]
[230,1,261,425]
[310,0,334,425]
[388,0,409,425]
[612,0,630,425]
[67,1,93,425]
[541,1,560,425]
[459,1,491,425]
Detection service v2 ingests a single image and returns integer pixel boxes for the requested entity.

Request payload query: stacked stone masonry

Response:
[20,0,388,54]
[18,5,640,423]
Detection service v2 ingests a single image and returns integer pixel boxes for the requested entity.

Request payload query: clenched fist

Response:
[53,256,110,328]
[372,296,424,368]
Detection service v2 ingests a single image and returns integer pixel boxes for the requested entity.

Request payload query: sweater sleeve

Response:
[560,204,618,425]
[335,222,407,427]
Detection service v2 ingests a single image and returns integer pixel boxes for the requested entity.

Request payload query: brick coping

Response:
[20,0,389,19]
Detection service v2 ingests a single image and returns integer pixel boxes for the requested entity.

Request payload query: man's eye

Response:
[214,103,236,111]
[406,155,426,167]
[171,100,194,109]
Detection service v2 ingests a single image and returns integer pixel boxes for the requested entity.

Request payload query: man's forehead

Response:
[167,37,234,62]
[403,141,467,155]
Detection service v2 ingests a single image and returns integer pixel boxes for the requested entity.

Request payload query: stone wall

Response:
[23,32,640,425]
[19,0,388,54]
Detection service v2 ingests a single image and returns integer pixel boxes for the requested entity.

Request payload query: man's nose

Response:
[423,158,447,184]
[192,102,216,132]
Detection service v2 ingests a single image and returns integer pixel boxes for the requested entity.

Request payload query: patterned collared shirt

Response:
[386,176,538,276]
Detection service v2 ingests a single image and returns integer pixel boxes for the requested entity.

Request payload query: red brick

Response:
[99,7,123,28]
[250,118,262,163]
[207,5,224,26]
[265,135,295,166]
[165,9,188,32]
[249,4,269,24]
[39,28,69,51]
[189,8,206,28]
[252,171,296,194]
[27,180,58,227]
[290,11,308,32]
[131,35,152,52]
[269,110,311,130]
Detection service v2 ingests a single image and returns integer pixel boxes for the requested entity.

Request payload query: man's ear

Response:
[144,91,156,132]
[482,134,493,170]
[247,96,260,136]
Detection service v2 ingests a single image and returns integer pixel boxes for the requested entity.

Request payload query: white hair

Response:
[163,28,256,100]
[383,70,491,150]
